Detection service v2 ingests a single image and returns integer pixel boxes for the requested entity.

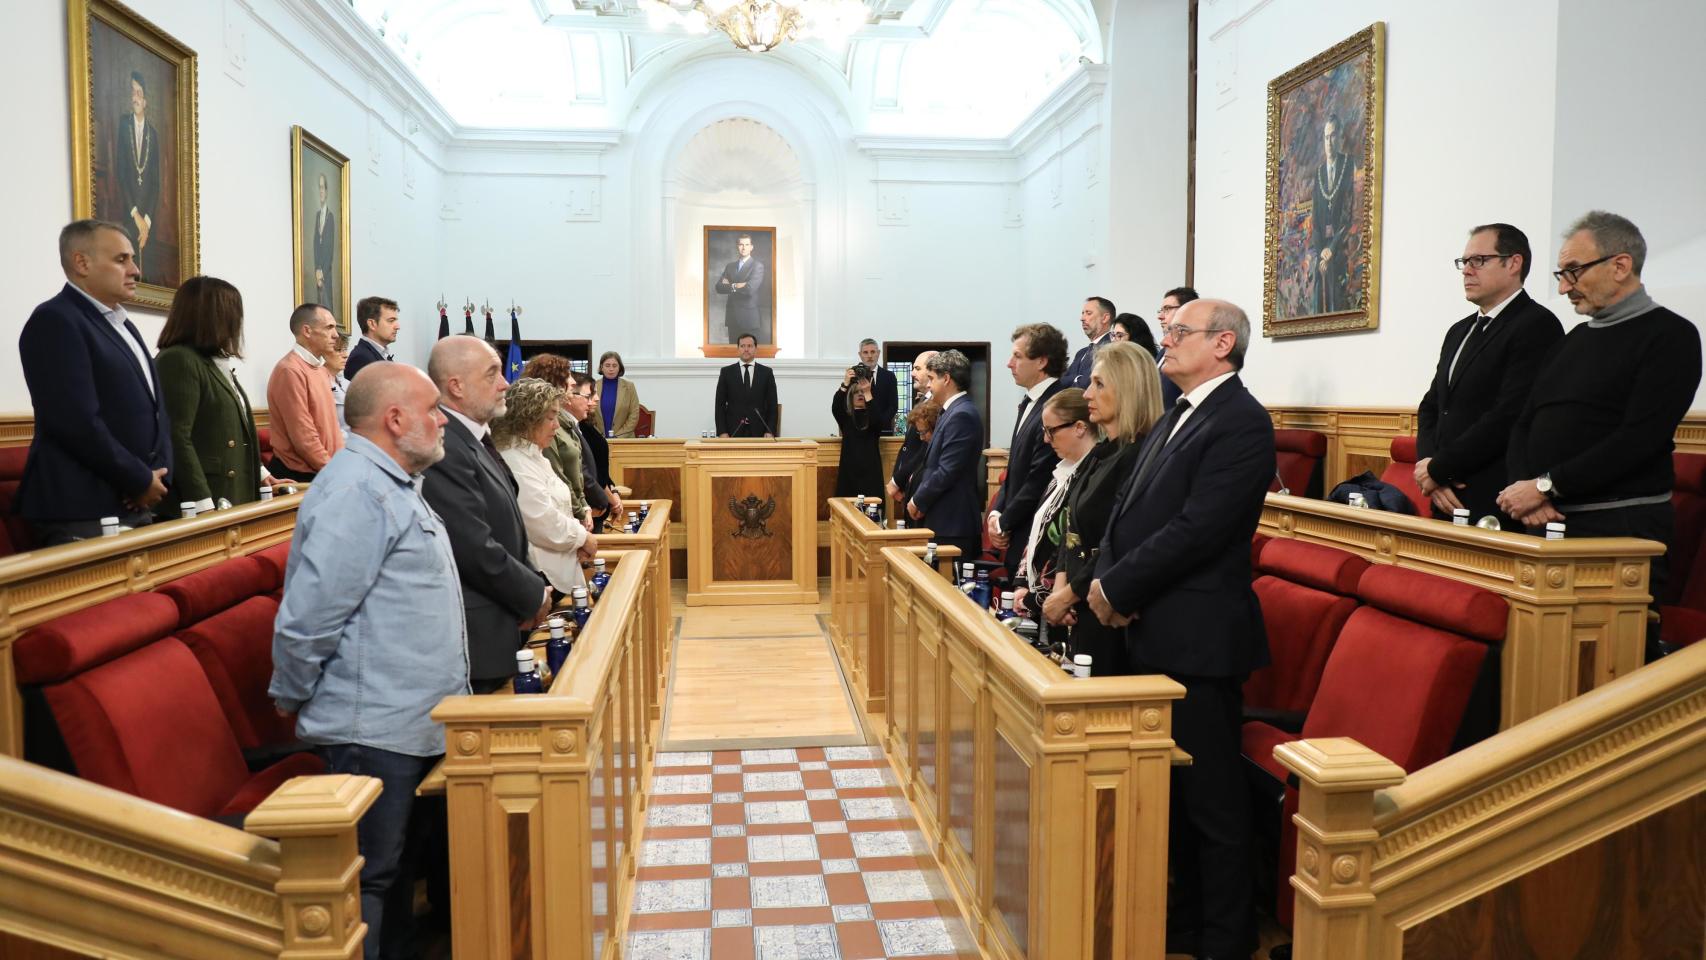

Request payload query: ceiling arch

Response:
[673,118,804,196]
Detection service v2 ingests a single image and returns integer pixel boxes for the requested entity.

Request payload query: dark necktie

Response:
[1013,395,1032,443]
[1448,316,1492,388]
[743,364,751,391]
[479,432,518,493]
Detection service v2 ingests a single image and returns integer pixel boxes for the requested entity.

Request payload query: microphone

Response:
[734,417,748,435]
[751,407,774,437]
[1273,470,1290,496]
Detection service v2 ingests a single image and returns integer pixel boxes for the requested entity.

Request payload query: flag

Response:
[437,304,449,340]
[483,309,496,346]
[506,309,524,383]
[462,307,475,335]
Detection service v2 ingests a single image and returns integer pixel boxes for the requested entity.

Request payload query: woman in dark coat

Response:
[832,367,887,498]
[155,276,263,511]
[1043,342,1163,676]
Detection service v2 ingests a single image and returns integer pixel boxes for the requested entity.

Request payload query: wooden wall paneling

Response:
[826,499,934,726]
[710,474,795,582]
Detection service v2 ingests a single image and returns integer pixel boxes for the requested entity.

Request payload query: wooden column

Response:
[245,774,383,960]
[1275,739,1406,960]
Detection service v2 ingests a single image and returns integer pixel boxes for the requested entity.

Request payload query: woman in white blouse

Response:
[491,378,598,595]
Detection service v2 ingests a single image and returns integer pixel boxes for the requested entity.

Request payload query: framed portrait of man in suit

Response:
[1263,22,1386,339]
[291,126,352,334]
[69,0,199,310]
[702,225,777,358]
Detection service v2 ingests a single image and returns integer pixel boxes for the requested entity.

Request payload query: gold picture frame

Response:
[1263,23,1386,339]
[701,225,779,359]
[290,125,353,334]
[68,0,199,310]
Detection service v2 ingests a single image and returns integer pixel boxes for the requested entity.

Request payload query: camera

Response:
[849,362,872,383]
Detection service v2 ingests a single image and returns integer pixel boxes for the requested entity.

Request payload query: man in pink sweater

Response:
[266,303,344,480]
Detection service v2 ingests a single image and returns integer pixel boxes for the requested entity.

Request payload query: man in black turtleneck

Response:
[1500,212,1701,646]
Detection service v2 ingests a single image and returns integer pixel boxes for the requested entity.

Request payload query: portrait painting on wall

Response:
[1263,22,1386,338]
[702,225,778,358]
[70,0,199,310]
[290,126,352,334]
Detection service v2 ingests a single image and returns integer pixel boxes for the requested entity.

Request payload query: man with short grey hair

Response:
[1500,211,1700,655]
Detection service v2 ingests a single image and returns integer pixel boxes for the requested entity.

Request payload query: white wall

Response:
[1192,0,1564,408]
[0,0,446,411]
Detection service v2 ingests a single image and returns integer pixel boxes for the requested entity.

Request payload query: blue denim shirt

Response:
[270,433,470,756]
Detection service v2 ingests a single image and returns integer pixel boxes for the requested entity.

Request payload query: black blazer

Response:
[422,412,547,681]
[1094,374,1274,678]
[715,362,779,437]
[993,378,1067,571]
[17,284,172,522]
[1416,290,1563,526]
[909,395,983,540]
[891,392,929,494]
[343,337,389,382]
[870,366,900,435]
[1062,336,1106,389]
[1062,440,1143,599]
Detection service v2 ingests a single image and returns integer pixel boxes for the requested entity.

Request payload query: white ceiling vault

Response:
[348,0,1101,136]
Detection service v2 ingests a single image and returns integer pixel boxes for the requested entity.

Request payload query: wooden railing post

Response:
[245,774,383,960]
[1274,738,1405,960]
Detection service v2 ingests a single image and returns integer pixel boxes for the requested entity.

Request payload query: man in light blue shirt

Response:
[270,361,467,960]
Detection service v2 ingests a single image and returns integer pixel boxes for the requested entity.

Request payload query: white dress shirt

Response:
[71,282,155,396]
[1447,287,1522,382]
[499,441,589,594]
[1168,370,1237,443]
[360,333,394,361]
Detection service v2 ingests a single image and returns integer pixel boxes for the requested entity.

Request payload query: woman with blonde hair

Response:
[491,377,597,595]
[1042,342,1164,675]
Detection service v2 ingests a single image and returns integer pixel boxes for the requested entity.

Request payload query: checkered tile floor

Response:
[628,746,978,959]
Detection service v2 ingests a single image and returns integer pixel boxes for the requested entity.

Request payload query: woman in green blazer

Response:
[155,276,263,510]
[593,351,641,438]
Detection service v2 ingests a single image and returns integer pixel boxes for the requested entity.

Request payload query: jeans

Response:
[319,743,440,960]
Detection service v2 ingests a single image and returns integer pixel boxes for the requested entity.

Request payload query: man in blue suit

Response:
[1090,298,1273,960]
[1061,295,1114,388]
[906,349,983,561]
[19,220,172,545]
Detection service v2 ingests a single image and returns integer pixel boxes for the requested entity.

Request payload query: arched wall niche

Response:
[625,55,856,360]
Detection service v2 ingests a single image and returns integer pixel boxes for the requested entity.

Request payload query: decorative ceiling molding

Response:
[673,118,805,195]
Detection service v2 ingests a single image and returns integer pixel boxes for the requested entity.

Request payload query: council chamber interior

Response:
[1,1,1704,958]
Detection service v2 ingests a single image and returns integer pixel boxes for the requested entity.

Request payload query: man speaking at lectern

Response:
[715,333,779,438]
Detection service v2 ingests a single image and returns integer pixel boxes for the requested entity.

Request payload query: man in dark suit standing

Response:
[422,335,551,692]
[988,323,1068,575]
[887,350,936,507]
[1089,299,1274,960]
[714,334,779,438]
[1061,296,1114,388]
[346,296,400,382]
[1416,224,1563,528]
[1153,286,1196,408]
[114,73,162,284]
[312,173,337,311]
[19,220,171,545]
[907,350,984,561]
[715,233,766,344]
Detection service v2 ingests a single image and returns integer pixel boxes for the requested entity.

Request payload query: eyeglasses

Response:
[1161,323,1219,342]
[1453,254,1511,271]
[1552,254,1617,285]
[1107,328,1129,342]
[1040,420,1082,440]
[1156,304,1181,317]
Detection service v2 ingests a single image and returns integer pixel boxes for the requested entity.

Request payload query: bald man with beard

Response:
[421,336,551,693]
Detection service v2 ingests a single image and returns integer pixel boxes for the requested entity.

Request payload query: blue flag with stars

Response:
[506,309,524,383]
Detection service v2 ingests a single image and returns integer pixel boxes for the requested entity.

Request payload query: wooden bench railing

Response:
[1260,493,1665,727]
[0,495,303,757]
[827,497,934,719]
[881,545,1185,960]
[432,547,660,960]
[1280,640,1706,959]
[0,757,376,959]
[594,500,673,732]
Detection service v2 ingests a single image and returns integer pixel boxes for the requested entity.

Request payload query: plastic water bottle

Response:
[513,649,544,694]
[258,485,274,502]
[1346,492,1366,509]
[1545,521,1566,540]
[638,503,651,522]
[1452,508,1470,526]
[996,591,1016,622]
[626,511,640,533]
[960,562,976,595]
[854,494,866,511]
[571,587,592,634]
[589,558,609,599]
[924,542,938,567]
[973,570,992,610]
[179,502,198,519]
[895,520,906,530]
[100,516,121,538]
[545,617,572,677]
[1072,654,1093,678]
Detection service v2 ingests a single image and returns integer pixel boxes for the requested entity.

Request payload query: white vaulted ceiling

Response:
[673,118,803,195]
[348,0,1099,136]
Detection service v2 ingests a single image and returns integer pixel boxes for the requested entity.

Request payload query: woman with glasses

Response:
[1010,388,1093,632]
[1109,312,1158,359]
[490,377,597,596]
[1043,341,1164,675]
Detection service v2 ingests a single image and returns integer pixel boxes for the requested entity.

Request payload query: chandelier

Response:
[648,0,869,53]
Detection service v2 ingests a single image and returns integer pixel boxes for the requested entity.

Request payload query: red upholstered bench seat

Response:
[1245,539,1371,724]
[0,446,34,558]
[1271,429,1326,499]
[14,545,317,820]
[1380,436,1431,517]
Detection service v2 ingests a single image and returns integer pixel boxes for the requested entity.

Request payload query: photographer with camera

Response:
[832,340,896,498]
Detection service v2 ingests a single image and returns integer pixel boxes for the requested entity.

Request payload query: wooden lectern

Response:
[683,439,819,606]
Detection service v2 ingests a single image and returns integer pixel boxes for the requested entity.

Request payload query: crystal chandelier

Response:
[649,0,869,53]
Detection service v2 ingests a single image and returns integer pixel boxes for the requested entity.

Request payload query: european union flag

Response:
[506,310,524,383]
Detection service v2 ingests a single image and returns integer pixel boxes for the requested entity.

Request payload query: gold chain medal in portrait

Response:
[69,0,199,309]
[1263,23,1386,338]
